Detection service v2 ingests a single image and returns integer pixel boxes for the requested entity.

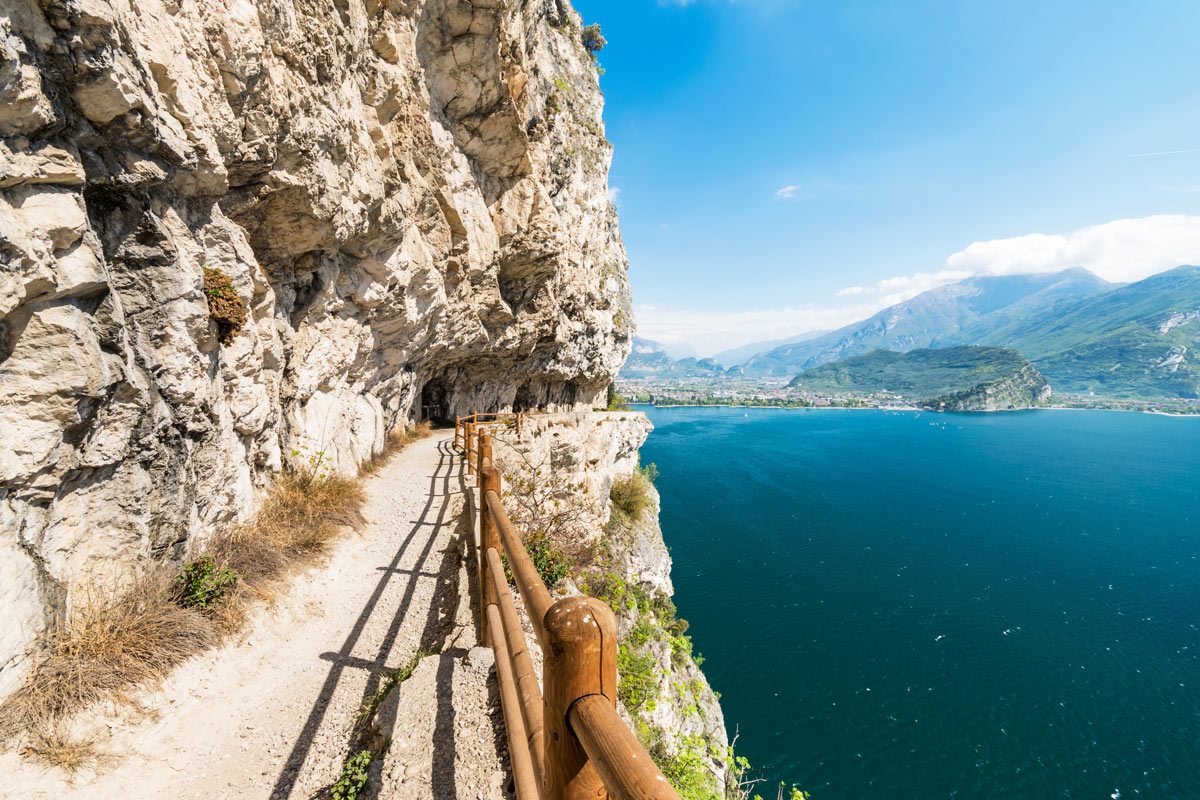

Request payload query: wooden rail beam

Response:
[485,488,552,645]
[570,695,682,800]
[486,604,543,800]
[542,596,618,800]
[465,421,475,474]
[486,547,547,787]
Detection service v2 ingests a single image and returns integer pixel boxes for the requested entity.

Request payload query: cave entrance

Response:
[421,379,451,422]
[513,382,537,413]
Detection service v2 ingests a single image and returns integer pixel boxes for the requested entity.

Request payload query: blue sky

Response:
[572,0,1200,356]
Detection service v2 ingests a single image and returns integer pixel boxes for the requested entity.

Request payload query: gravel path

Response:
[1,432,507,800]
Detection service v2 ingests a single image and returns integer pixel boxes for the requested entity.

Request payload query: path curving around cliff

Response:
[0,432,509,800]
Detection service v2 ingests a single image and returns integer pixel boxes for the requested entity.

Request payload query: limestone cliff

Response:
[0,0,631,700]
[928,363,1051,412]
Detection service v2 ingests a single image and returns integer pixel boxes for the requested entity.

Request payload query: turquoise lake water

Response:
[636,406,1200,799]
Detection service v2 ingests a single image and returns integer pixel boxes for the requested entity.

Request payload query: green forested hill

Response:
[787,346,1051,409]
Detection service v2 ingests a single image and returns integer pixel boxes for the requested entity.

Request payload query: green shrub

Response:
[653,735,722,800]
[581,570,632,610]
[331,750,372,800]
[582,23,606,55]
[606,382,630,411]
[175,556,238,610]
[525,532,571,586]
[617,644,658,712]
[608,465,655,528]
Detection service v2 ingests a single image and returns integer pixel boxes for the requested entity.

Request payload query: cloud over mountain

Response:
[945,215,1200,284]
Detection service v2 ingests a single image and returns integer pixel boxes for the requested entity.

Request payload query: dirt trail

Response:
[0,432,508,800]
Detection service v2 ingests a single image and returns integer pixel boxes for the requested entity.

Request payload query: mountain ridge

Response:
[743,269,1114,375]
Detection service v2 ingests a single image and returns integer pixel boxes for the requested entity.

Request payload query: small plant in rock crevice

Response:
[524,531,572,586]
[606,461,657,530]
[355,649,430,730]
[202,267,247,345]
[174,555,238,611]
[331,749,372,800]
[495,442,599,568]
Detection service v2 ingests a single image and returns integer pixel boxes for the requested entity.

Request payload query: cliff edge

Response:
[489,413,739,797]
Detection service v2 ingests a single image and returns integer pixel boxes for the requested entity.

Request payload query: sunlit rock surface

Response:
[0,0,631,699]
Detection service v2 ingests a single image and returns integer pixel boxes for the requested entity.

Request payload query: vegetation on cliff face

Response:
[201,267,247,345]
[582,462,759,800]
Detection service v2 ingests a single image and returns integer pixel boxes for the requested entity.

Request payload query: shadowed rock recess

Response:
[0,0,632,701]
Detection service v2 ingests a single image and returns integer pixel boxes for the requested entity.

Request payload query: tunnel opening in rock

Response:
[421,378,451,422]
[513,381,537,412]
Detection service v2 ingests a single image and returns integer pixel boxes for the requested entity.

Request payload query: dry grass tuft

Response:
[20,725,101,773]
[210,468,366,588]
[0,573,217,743]
[361,421,433,474]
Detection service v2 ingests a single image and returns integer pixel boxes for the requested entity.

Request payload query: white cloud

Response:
[945,214,1200,283]
[1127,148,1198,158]
[833,215,1200,301]
[607,186,621,205]
[836,269,973,298]
[775,185,800,199]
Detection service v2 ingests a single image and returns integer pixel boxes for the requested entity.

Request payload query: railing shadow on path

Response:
[270,439,459,800]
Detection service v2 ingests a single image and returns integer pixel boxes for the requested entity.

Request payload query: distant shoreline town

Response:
[619,379,1200,416]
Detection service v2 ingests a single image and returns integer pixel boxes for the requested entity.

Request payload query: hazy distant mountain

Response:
[743,269,1114,375]
[975,265,1200,398]
[710,330,831,367]
[788,346,1051,410]
[620,337,728,380]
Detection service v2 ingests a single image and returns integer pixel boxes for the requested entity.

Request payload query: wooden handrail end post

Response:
[477,428,491,481]
[465,420,474,475]
[478,463,501,646]
[542,596,618,800]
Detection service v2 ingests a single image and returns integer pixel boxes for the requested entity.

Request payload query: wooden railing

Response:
[454,412,525,476]
[454,415,682,800]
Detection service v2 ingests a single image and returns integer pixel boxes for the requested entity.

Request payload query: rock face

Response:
[0,0,631,700]
[931,363,1052,412]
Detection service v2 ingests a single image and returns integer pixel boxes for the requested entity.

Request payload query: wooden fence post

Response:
[455,415,461,449]
[542,596,619,800]
[478,461,501,647]
[477,427,490,480]
[465,421,474,475]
